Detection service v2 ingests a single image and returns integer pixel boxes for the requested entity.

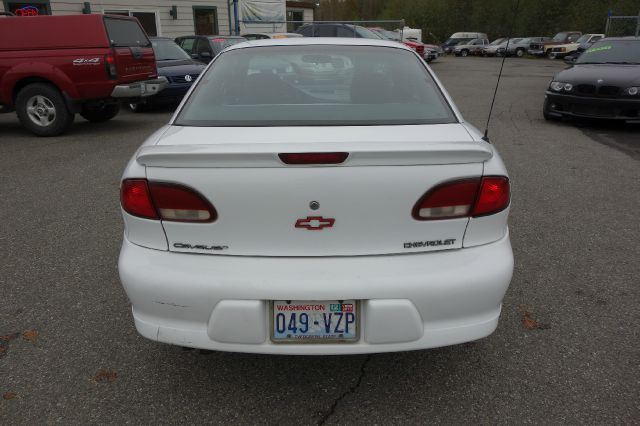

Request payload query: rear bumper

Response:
[118,232,514,355]
[545,92,640,121]
[111,77,168,99]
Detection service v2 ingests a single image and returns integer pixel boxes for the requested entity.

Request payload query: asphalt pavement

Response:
[1,55,638,425]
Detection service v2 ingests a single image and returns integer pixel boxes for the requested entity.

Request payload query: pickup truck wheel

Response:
[80,103,120,122]
[16,83,74,137]
[546,50,555,59]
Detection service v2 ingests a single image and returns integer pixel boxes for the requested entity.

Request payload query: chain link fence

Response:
[604,15,640,37]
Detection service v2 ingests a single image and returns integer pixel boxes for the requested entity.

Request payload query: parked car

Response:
[454,38,490,56]
[242,32,302,40]
[175,35,247,64]
[0,14,166,136]
[481,37,511,56]
[528,31,582,58]
[442,32,488,54]
[118,38,513,355]
[129,37,206,112]
[368,28,428,61]
[296,23,382,39]
[544,37,640,123]
[550,34,604,59]
[501,37,550,57]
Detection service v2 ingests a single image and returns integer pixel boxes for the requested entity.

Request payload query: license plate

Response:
[272,300,358,343]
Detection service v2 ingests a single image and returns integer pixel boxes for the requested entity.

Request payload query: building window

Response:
[286,10,303,32]
[6,1,51,16]
[104,10,158,37]
[193,7,218,35]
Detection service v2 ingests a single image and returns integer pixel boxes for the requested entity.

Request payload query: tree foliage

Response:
[316,0,640,43]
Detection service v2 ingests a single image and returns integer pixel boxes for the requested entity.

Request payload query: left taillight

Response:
[121,179,217,223]
[104,53,117,79]
[413,176,510,220]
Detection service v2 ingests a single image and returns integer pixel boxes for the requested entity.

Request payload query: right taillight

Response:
[121,179,217,223]
[413,176,510,220]
[105,53,117,79]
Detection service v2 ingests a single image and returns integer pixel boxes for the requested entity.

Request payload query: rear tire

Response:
[516,48,524,57]
[461,49,469,57]
[80,103,120,123]
[15,83,74,137]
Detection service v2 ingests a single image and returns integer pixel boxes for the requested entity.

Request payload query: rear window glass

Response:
[210,37,247,54]
[104,17,150,47]
[175,45,456,127]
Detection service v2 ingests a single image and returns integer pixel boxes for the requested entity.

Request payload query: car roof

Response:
[243,32,301,36]
[598,36,640,41]
[224,37,413,52]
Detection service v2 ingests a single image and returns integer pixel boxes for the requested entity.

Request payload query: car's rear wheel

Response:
[15,83,74,137]
[516,48,525,57]
[461,49,469,57]
[80,103,120,122]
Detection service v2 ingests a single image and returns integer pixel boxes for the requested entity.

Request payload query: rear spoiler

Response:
[136,141,493,168]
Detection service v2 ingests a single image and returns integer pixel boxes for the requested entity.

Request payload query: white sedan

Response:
[118,38,513,355]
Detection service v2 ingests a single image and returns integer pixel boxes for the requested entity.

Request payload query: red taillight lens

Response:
[278,152,348,165]
[104,54,117,79]
[120,179,216,222]
[121,179,158,219]
[413,177,510,220]
[472,177,510,217]
[413,179,480,220]
[149,182,217,222]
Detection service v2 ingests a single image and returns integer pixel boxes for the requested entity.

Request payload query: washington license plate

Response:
[272,300,358,343]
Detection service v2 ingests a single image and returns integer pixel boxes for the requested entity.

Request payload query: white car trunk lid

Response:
[141,125,490,257]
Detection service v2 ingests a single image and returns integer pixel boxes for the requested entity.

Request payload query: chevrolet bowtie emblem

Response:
[295,216,335,230]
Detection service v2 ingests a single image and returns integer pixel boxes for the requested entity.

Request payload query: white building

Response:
[0,1,315,39]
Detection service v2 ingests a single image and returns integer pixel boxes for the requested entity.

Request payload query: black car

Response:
[296,23,382,39]
[544,37,640,123]
[129,37,206,111]
[175,35,247,64]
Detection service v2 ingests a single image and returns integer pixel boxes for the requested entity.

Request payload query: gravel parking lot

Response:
[1,56,638,425]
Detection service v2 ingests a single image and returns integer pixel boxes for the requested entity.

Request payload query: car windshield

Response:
[490,38,506,45]
[510,38,523,44]
[552,32,569,42]
[175,45,456,127]
[519,38,531,44]
[576,35,591,43]
[576,40,640,64]
[151,39,191,61]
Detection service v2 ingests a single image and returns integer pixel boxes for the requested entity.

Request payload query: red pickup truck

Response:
[0,14,167,136]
